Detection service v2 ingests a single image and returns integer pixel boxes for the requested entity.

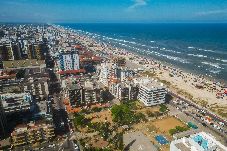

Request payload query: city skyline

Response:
[0,0,227,23]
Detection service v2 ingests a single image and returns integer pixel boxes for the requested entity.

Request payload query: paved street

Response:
[48,68,70,134]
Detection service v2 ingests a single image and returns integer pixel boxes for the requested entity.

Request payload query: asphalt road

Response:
[169,91,227,125]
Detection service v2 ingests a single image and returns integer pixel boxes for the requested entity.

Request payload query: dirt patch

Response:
[131,116,186,151]
[86,109,113,124]
[91,136,109,148]
[152,116,185,133]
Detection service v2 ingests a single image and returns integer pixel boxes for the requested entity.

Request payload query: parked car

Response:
[202,123,207,127]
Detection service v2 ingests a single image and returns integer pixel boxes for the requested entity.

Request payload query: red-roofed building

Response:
[57,69,85,75]
[74,44,83,50]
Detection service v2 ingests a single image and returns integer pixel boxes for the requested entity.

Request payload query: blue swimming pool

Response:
[155,135,169,145]
[193,135,208,150]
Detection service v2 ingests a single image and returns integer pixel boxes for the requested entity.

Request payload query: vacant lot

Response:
[152,116,185,134]
[132,116,186,151]
[86,109,113,124]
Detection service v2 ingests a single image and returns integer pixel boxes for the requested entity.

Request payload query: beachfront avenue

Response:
[0,24,226,151]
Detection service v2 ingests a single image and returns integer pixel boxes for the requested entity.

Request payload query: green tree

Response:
[73,113,88,127]
[169,129,177,135]
[111,104,134,125]
[92,107,102,112]
[135,112,147,122]
[159,104,168,113]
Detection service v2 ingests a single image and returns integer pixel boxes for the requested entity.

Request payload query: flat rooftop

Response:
[123,131,158,151]
[171,132,227,151]
[133,77,165,89]
[3,59,45,69]
[175,142,191,151]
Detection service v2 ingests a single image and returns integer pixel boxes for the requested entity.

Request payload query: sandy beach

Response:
[57,26,227,119]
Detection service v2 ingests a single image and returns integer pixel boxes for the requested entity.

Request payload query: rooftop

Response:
[3,59,45,69]
[11,122,54,135]
[171,132,227,151]
[57,69,85,75]
[123,131,158,151]
[133,77,165,89]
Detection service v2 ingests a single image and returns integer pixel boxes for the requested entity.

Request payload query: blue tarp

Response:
[155,135,169,145]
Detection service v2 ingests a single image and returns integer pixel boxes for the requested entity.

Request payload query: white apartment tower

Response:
[99,62,110,86]
[58,49,80,71]
[134,77,167,106]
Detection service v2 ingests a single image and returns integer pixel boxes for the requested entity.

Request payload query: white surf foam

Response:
[188,46,195,49]
[201,62,223,69]
[187,54,207,58]
[221,59,227,63]
[162,49,181,54]
[209,69,221,74]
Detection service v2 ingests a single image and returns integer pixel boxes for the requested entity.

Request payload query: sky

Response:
[0,0,227,23]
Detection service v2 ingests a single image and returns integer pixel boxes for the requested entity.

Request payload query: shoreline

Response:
[75,28,227,84]
[121,48,225,84]
[55,24,227,119]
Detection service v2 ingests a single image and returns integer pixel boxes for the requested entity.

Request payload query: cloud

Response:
[196,9,227,16]
[128,0,148,10]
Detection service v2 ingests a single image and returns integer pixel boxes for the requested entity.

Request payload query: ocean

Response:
[60,23,227,82]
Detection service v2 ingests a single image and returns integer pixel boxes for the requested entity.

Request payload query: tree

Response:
[112,132,124,150]
[175,126,189,132]
[169,126,189,135]
[146,111,155,117]
[92,107,102,112]
[73,113,88,127]
[135,112,147,122]
[99,122,111,141]
[169,129,177,135]
[111,104,134,125]
[159,104,168,113]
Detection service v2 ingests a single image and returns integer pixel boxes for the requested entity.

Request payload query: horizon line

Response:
[1,21,227,24]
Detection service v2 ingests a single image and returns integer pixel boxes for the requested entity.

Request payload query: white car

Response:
[219,122,225,127]
[73,142,79,150]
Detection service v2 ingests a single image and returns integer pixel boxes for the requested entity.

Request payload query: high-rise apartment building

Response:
[57,49,80,71]
[0,42,22,61]
[134,77,167,106]
[27,42,47,60]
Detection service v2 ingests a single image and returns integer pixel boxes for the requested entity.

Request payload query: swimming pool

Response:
[193,135,208,150]
[155,135,169,145]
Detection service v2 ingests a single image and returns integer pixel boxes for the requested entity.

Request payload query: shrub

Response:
[169,129,178,135]
[159,104,168,113]
[169,126,190,135]
[146,111,155,117]
[111,104,143,125]
[92,107,102,112]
